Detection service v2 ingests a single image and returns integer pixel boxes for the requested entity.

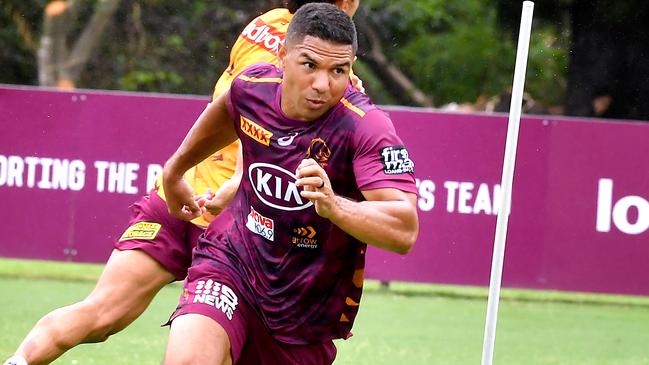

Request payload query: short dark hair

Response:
[286,0,338,14]
[285,3,357,54]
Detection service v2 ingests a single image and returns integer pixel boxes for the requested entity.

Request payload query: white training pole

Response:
[480,2,534,365]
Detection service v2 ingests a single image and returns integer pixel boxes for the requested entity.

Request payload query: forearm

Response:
[200,143,243,218]
[164,98,237,180]
[214,143,243,205]
[213,175,240,206]
[328,196,418,254]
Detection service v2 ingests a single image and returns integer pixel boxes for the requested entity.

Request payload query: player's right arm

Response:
[163,92,237,221]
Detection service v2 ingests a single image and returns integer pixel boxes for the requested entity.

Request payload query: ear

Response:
[278,44,288,68]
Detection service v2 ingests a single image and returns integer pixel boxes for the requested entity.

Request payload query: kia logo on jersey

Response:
[248,162,314,211]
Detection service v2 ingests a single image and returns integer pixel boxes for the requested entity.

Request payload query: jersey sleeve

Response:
[352,109,417,194]
[211,9,290,101]
[225,88,238,129]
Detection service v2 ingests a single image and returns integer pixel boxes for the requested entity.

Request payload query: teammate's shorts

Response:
[115,191,204,281]
[168,261,337,365]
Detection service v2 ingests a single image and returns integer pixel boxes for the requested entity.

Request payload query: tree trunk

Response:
[355,10,434,107]
[37,0,121,88]
[65,0,121,83]
[38,1,68,86]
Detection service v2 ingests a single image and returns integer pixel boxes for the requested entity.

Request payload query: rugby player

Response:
[3,2,360,365]
[161,4,418,364]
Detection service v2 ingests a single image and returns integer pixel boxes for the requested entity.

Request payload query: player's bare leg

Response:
[12,249,174,365]
[163,314,232,365]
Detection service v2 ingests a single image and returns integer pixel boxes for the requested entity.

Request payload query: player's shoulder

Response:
[337,88,397,140]
[241,8,291,40]
[257,7,292,25]
[235,62,282,84]
[338,87,383,121]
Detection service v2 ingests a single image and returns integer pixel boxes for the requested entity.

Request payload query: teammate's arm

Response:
[296,159,418,254]
[200,143,244,219]
[163,93,237,221]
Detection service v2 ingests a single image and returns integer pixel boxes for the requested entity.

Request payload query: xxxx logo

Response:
[293,226,316,238]
[240,115,273,146]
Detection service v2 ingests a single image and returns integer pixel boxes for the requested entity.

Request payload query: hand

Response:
[295,158,337,219]
[163,175,202,221]
[195,188,229,222]
[194,189,216,222]
[350,73,365,93]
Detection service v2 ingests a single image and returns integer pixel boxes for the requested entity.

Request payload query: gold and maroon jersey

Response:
[196,63,416,344]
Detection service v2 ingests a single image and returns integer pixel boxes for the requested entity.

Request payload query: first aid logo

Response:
[380,145,414,175]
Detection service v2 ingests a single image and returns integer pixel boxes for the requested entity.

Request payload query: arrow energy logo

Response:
[292,225,318,249]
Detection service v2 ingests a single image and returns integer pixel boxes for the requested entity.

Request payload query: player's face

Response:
[279,35,354,121]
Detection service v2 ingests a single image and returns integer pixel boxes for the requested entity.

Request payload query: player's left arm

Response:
[296,159,418,254]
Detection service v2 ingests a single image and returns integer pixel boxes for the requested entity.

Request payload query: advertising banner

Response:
[1,86,648,295]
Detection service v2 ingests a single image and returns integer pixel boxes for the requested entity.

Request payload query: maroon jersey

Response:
[196,63,416,344]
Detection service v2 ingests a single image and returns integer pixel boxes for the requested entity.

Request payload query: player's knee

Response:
[33,310,87,349]
[77,298,122,343]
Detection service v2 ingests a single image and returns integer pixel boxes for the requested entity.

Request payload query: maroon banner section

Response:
[369,107,649,296]
[1,85,648,295]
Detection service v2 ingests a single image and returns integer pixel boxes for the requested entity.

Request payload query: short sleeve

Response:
[352,109,417,194]
[225,88,237,126]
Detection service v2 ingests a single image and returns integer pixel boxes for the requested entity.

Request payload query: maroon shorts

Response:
[168,262,337,365]
[115,191,204,281]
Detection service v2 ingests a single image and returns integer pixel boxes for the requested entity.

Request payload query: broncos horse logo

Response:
[305,138,331,168]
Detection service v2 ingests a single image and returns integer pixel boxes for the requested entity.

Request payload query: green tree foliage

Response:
[82,0,277,94]
[358,0,568,107]
[1,0,277,95]
[1,0,568,109]
[525,25,569,107]
[0,0,43,84]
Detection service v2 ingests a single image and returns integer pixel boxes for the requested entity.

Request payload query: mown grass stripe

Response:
[2,258,648,307]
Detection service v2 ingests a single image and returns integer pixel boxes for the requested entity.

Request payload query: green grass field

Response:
[1,258,648,364]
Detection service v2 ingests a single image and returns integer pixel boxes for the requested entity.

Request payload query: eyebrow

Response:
[299,53,351,69]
